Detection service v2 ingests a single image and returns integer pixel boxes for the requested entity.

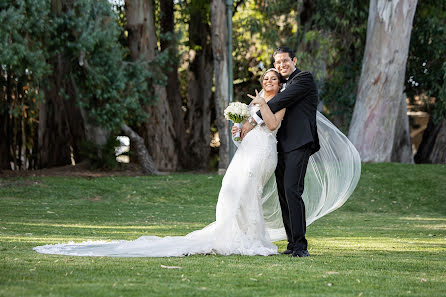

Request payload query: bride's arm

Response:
[258,101,285,131]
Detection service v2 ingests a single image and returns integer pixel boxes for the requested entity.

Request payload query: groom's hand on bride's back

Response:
[241,121,254,139]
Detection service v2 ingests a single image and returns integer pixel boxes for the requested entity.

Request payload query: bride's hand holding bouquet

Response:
[224,102,250,141]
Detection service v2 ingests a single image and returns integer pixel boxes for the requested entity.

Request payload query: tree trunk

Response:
[160,0,187,169]
[185,3,213,170]
[125,0,156,62]
[37,0,86,168]
[210,0,230,172]
[415,118,446,164]
[122,123,159,174]
[0,110,9,170]
[391,93,414,162]
[142,86,178,171]
[79,107,109,147]
[0,71,12,170]
[348,0,417,162]
[38,54,85,168]
[125,0,178,171]
[38,94,74,168]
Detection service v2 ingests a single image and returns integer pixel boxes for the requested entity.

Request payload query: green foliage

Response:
[318,65,358,131]
[0,0,169,169]
[1,0,165,131]
[0,164,445,296]
[0,0,52,168]
[232,1,297,102]
[232,1,297,82]
[310,0,369,130]
[232,0,445,132]
[406,0,446,123]
[1,1,50,111]
[231,0,369,130]
[46,0,164,130]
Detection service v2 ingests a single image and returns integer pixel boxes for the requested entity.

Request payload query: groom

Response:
[242,46,320,257]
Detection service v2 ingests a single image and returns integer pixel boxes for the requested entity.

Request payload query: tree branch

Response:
[121,123,159,175]
[233,0,245,17]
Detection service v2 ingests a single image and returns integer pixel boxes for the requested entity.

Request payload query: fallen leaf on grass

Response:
[160,265,182,269]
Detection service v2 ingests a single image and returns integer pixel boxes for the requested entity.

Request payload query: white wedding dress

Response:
[33,105,361,257]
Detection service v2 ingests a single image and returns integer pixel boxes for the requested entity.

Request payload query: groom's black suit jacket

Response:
[256,68,320,154]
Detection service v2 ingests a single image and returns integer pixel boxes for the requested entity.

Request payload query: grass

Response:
[0,163,445,297]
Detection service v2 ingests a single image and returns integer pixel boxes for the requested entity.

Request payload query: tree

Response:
[0,1,51,169]
[38,0,87,169]
[122,123,158,174]
[0,0,159,172]
[348,0,418,163]
[210,0,230,172]
[183,1,214,170]
[415,118,446,164]
[407,0,446,164]
[309,0,369,132]
[47,0,159,173]
[125,0,178,171]
[160,0,187,168]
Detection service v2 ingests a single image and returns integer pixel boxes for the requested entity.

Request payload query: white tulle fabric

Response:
[262,111,362,242]
[33,105,361,257]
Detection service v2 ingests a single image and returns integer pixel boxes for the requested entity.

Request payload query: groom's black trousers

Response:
[275,144,311,251]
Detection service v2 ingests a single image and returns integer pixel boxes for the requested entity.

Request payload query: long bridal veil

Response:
[262,111,361,242]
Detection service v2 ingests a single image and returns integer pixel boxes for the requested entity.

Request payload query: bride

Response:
[33,68,361,257]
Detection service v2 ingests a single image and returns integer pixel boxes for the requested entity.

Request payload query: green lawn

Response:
[0,163,445,297]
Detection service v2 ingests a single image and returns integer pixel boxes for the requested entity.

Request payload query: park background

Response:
[0,0,445,296]
[1,0,445,172]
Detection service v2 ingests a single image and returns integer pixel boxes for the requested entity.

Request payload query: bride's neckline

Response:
[264,92,277,102]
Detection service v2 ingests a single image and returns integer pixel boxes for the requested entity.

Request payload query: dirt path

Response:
[0,163,145,178]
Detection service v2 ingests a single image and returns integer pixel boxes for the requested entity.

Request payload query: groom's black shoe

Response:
[281,249,293,255]
[291,249,310,258]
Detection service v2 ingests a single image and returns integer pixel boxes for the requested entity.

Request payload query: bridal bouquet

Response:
[224,102,250,141]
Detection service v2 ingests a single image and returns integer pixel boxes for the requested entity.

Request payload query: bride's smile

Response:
[262,72,281,96]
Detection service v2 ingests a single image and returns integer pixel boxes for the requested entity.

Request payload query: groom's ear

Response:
[292,57,298,65]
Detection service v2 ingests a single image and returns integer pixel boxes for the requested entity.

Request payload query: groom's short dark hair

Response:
[272,46,296,60]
